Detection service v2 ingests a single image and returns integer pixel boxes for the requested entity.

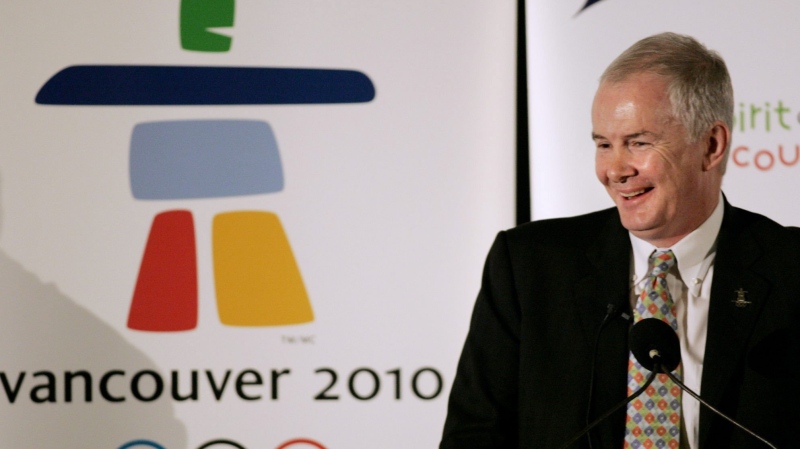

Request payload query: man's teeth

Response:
[621,189,646,198]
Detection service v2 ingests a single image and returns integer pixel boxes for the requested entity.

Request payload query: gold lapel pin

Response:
[732,288,752,308]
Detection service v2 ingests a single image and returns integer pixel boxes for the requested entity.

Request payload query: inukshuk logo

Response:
[35,0,375,331]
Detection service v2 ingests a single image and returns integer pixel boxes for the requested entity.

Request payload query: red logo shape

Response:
[276,439,326,449]
[128,210,198,331]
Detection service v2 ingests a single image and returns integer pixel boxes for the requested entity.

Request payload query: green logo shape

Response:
[180,0,235,52]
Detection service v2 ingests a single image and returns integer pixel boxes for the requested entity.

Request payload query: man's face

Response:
[592,72,720,247]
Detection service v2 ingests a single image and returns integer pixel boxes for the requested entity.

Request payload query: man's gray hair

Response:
[601,32,733,163]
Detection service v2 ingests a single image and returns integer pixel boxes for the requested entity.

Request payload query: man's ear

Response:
[703,121,729,171]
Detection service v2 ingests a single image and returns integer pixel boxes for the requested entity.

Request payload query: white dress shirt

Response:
[628,194,724,449]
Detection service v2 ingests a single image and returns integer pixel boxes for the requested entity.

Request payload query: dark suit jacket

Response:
[441,202,800,449]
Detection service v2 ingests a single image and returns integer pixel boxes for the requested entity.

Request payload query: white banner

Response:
[527,0,800,226]
[0,1,517,448]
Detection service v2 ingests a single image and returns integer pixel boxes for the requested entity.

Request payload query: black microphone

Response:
[630,318,778,449]
[629,317,681,372]
[559,307,656,449]
[583,303,624,449]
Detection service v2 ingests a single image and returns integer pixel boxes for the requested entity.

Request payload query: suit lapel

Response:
[699,203,771,447]
[574,210,632,448]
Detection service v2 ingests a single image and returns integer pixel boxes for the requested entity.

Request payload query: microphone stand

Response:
[560,355,779,449]
[654,359,779,449]
[562,319,778,449]
[558,369,658,449]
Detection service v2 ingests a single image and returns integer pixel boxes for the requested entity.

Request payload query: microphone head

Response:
[629,318,681,372]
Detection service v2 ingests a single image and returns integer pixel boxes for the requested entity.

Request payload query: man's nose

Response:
[607,148,636,183]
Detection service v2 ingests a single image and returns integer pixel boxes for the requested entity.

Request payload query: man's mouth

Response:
[619,188,652,200]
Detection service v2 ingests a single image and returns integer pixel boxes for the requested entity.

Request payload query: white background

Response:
[0,1,517,448]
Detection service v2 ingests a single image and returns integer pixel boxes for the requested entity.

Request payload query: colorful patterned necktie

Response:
[624,250,681,449]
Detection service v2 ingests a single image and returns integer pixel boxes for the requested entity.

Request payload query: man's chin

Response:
[618,216,659,237]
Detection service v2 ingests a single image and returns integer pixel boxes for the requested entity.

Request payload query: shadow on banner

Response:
[0,174,187,448]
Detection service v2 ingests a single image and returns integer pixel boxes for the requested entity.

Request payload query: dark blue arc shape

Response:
[579,0,605,12]
[36,65,376,105]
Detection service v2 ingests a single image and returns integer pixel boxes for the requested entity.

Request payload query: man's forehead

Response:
[593,77,676,119]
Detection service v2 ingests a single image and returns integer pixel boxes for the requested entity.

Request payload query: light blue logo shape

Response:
[130,120,283,200]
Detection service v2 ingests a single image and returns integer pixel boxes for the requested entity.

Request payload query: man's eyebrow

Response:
[591,130,657,140]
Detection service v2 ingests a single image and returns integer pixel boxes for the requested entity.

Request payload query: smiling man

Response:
[592,71,727,249]
[441,33,800,449]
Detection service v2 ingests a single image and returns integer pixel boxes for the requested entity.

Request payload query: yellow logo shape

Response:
[213,211,313,326]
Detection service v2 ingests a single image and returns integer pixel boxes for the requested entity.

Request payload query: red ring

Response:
[276,439,326,449]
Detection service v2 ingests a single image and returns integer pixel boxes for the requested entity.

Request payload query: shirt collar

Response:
[630,193,724,286]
